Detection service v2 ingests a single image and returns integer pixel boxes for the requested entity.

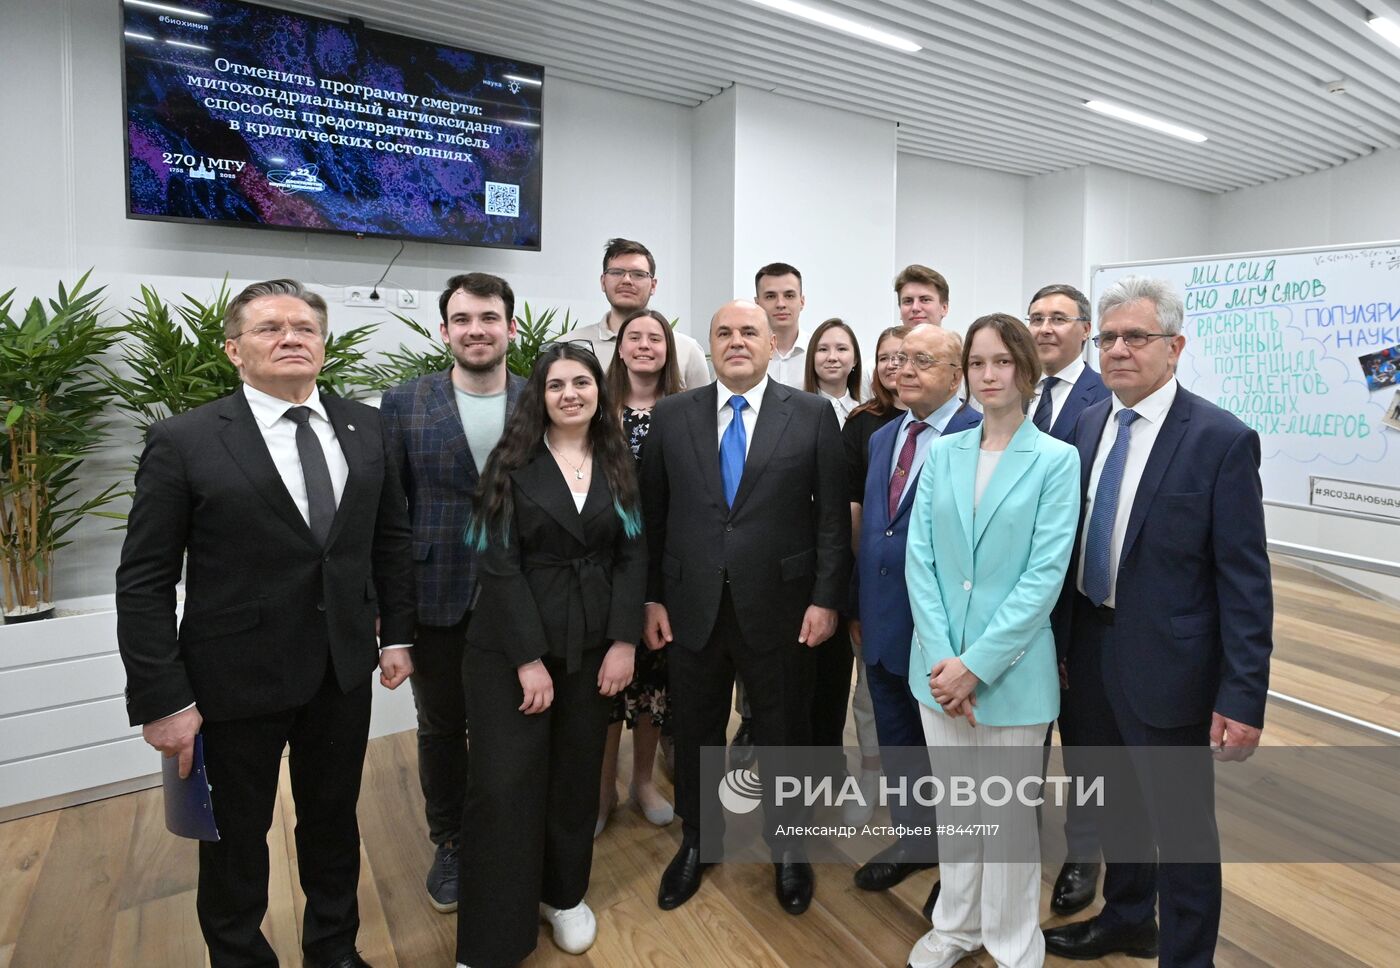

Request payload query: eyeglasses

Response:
[233,322,324,341]
[1026,313,1088,328]
[1091,331,1176,349]
[892,352,959,371]
[602,268,654,282]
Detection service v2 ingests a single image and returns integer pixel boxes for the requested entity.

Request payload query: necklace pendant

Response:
[575,469,583,480]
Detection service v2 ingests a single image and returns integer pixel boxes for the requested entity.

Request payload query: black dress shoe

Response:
[774,854,814,915]
[1043,915,1158,960]
[304,952,371,968]
[729,718,756,770]
[920,878,941,921]
[1050,860,1100,916]
[853,840,937,891]
[658,843,711,910]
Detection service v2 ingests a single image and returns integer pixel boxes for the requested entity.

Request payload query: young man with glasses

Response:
[1025,284,1109,440]
[850,323,980,913]
[564,238,710,389]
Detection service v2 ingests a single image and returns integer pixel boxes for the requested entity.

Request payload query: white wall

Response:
[1022,167,1087,295]
[728,86,898,355]
[2,0,694,601]
[1211,146,1400,255]
[689,88,737,333]
[895,154,1026,334]
[1082,165,1213,276]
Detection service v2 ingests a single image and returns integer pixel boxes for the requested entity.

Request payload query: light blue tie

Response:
[720,395,748,507]
[1083,408,1139,606]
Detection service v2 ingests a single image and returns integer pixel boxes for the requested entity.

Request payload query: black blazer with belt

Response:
[466,447,646,672]
[115,388,416,725]
[640,380,851,653]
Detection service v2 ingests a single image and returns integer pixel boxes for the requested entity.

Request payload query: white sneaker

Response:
[540,900,597,954]
[906,929,972,968]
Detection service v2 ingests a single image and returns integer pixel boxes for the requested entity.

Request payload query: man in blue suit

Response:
[1025,283,1111,916]
[1044,277,1272,966]
[380,272,525,913]
[851,323,980,909]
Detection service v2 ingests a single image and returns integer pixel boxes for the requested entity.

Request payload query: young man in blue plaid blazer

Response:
[379,272,525,913]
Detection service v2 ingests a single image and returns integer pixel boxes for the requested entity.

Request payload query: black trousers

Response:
[198,669,370,968]
[407,615,471,845]
[810,615,854,777]
[456,645,612,968]
[1060,594,1221,968]
[669,584,815,850]
[1045,699,1102,861]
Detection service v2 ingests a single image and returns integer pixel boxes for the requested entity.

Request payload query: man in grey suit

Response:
[641,300,850,917]
[379,272,525,912]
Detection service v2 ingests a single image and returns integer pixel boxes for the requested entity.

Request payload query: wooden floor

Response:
[2,558,1398,967]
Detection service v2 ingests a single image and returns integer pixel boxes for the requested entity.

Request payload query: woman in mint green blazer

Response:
[903,314,1080,968]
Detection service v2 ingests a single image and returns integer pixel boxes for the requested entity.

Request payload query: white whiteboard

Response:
[1092,241,1400,517]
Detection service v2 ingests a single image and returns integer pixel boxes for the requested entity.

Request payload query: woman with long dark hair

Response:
[596,309,680,836]
[456,342,645,967]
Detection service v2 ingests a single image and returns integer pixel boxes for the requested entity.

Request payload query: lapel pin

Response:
[347,424,356,431]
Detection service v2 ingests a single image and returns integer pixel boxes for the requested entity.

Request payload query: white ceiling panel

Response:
[281,0,1400,192]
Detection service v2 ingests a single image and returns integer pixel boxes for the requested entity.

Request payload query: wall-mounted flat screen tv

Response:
[122,0,543,249]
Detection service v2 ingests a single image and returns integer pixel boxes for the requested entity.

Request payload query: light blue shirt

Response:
[454,387,507,474]
[887,394,967,484]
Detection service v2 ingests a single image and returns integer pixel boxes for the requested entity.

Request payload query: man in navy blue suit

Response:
[850,323,980,911]
[380,272,525,913]
[1025,283,1111,917]
[1044,277,1272,966]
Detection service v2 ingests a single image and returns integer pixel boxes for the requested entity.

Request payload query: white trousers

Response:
[919,705,1048,968]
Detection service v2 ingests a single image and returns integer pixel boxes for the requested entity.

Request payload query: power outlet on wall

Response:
[396,289,420,309]
[344,287,381,308]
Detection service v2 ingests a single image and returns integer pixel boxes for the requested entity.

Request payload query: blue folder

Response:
[162,734,220,841]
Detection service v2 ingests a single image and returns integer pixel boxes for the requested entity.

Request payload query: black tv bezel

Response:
[119,0,545,251]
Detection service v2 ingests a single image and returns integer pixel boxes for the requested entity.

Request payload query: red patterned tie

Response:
[888,420,929,519]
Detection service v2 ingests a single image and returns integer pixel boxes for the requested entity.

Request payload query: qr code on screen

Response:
[484,181,520,217]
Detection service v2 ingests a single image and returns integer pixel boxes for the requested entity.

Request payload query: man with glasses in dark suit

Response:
[117,279,415,968]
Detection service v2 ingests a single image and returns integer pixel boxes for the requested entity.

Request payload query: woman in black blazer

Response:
[456,342,645,968]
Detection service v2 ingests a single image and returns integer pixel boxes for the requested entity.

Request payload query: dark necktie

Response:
[719,395,748,507]
[1032,376,1061,431]
[284,406,336,546]
[1082,408,1139,605]
[887,420,929,518]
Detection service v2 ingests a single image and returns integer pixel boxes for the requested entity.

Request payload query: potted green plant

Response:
[0,272,122,622]
[103,279,378,438]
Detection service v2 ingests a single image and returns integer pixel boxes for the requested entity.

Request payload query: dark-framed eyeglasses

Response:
[1091,331,1176,350]
[892,351,959,371]
[602,268,654,283]
[1026,313,1088,328]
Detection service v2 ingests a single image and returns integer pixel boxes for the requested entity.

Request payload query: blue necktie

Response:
[1083,408,1139,606]
[720,395,748,507]
[1032,376,1060,431]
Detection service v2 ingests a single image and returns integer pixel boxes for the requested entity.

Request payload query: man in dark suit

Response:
[641,299,850,916]
[850,323,979,914]
[1024,283,1111,916]
[379,272,524,913]
[1044,276,1272,966]
[116,279,415,968]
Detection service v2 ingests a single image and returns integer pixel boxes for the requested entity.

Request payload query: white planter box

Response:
[0,595,418,820]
